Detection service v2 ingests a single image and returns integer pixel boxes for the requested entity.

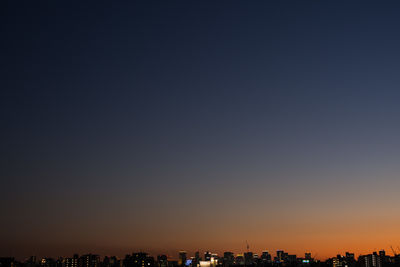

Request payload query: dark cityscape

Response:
[2,249,400,267]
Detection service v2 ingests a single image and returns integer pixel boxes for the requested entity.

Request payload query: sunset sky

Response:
[2,1,400,261]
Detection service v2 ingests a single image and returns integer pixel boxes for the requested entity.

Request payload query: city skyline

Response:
[1,248,397,260]
[2,248,400,266]
[3,244,400,262]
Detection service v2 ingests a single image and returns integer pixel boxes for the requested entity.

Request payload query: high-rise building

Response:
[286,255,297,265]
[65,255,79,267]
[40,258,56,267]
[0,258,15,267]
[234,255,244,266]
[123,253,154,267]
[103,256,111,267]
[157,255,168,267]
[359,252,381,267]
[79,254,100,267]
[192,252,200,267]
[210,254,218,267]
[261,251,271,264]
[344,252,356,267]
[332,257,340,267]
[25,256,37,267]
[379,251,388,264]
[222,252,234,267]
[276,251,284,262]
[244,252,253,266]
[103,256,119,267]
[178,252,187,267]
[275,250,288,263]
[204,253,211,262]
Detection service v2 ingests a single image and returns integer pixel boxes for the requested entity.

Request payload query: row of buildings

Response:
[327,251,400,267]
[1,250,400,267]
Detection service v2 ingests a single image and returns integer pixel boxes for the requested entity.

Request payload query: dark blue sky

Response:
[2,1,400,259]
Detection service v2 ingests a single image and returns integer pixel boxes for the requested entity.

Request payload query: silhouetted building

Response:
[123,253,154,267]
[204,253,211,262]
[244,252,253,266]
[234,255,244,266]
[260,251,271,264]
[192,252,200,267]
[79,255,99,267]
[0,258,15,267]
[178,252,186,267]
[103,256,120,267]
[210,254,218,267]
[359,252,381,267]
[40,258,56,267]
[286,255,296,265]
[65,255,79,267]
[222,252,234,267]
[276,251,286,263]
[156,255,167,267]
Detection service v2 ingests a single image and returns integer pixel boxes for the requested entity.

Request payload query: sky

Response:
[2,0,400,261]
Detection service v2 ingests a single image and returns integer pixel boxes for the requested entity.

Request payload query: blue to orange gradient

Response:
[2,1,400,261]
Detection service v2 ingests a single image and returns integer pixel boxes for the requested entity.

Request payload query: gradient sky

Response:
[2,0,400,261]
